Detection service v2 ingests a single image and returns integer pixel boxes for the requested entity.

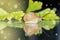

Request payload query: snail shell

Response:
[23,12,42,36]
[24,12,38,22]
[24,24,40,36]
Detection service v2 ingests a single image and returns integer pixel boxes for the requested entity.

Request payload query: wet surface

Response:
[0,0,60,40]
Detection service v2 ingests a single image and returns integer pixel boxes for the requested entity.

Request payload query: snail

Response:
[24,24,41,36]
[23,12,42,36]
[23,12,42,23]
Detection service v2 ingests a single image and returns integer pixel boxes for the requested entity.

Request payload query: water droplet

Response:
[0,30,4,34]
[0,2,4,5]
[45,4,48,7]
[18,38,21,40]
[13,4,18,9]
[4,36,7,39]
[55,33,58,36]
[53,8,57,12]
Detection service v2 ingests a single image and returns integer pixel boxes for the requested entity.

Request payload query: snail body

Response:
[23,12,42,23]
[23,12,42,36]
[24,24,40,36]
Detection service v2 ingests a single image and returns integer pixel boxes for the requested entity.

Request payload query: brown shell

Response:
[23,24,40,36]
[23,12,39,22]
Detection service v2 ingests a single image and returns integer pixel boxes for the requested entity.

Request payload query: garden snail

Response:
[23,12,42,23]
[23,12,42,36]
[24,24,41,36]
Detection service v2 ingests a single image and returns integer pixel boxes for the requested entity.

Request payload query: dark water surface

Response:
[28,0,60,40]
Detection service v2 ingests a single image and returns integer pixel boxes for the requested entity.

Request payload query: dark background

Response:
[33,0,60,17]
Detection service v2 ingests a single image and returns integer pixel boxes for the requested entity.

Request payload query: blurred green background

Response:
[0,0,28,40]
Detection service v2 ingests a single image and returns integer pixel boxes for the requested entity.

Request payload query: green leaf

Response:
[36,8,51,17]
[0,16,6,20]
[6,13,13,20]
[36,8,59,30]
[7,21,24,28]
[0,8,8,16]
[0,21,7,30]
[44,10,59,20]
[7,11,25,21]
[38,20,56,30]
[27,0,43,12]
[35,29,42,35]
[11,21,24,28]
[0,8,8,20]
[12,11,24,21]
[36,8,59,20]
